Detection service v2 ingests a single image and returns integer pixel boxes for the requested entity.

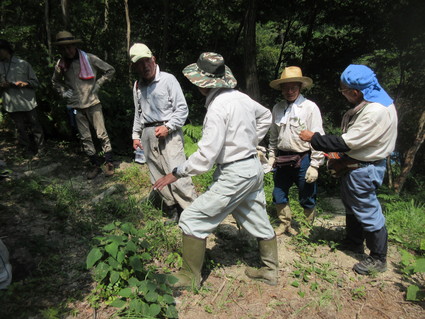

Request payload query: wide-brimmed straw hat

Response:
[53,31,82,45]
[182,52,237,89]
[269,66,313,90]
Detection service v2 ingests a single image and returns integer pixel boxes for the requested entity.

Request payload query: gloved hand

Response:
[256,146,267,164]
[305,166,319,183]
[268,150,275,167]
[62,89,74,99]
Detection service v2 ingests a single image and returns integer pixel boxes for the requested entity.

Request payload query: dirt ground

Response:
[0,130,424,319]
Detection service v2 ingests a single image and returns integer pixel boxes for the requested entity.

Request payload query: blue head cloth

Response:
[340,64,393,107]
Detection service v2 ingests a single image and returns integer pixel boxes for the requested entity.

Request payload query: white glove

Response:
[256,146,267,164]
[268,150,275,167]
[62,89,74,99]
[305,166,318,183]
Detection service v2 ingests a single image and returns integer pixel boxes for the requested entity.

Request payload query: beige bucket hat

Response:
[269,66,313,90]
[53,31,82,45]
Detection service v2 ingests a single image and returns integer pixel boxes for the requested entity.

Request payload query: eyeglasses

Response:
[338,87,351,93]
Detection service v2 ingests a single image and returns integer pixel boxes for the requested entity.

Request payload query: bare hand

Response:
[153,173,178,191]
[299,130,314,142]
[155,125,169,138]
[133,139,142,150]
[14,81,29,88]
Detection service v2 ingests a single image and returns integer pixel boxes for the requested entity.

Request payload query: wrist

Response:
[172,167,180,179]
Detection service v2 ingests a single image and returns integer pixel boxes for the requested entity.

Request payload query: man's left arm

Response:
[90,54,115,88]
[164,76,188,133]
[254,101,272,142]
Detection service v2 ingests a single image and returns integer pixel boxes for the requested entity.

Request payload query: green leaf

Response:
[105,242,119,258]
[130,256,143,272]
[121,222,136,235]
[147,303,161,317]
[140,252,152,260]
[414,258,425,273]
[110,271,120,285]
[110,298,126,308]
[420,239,425,251]
[128,277,141,287]
[86,248,103,269]
[165,305,179,318]
[116,250,125,263]
[167,275,179,285]
[94,262,110,282]
[103,223,117,231]
[163,294,175,304]
[107,256,120,269]
[129,299,143,313]
[291,280,299,288]
[145,290,158,303]
[118,287,133,298]
[406,285,420,301]
[126,241,138,253]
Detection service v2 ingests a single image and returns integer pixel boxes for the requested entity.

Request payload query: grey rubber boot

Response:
[304,208,315,224]
[170,234,206,289]
[245,236,279,286]
[275,204,297,236]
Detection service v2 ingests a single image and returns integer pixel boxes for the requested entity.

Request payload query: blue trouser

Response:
[272,154,316,209]
[341,159,387,260]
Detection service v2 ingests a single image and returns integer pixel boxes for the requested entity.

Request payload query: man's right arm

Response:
[132,82,143,148]
[51,61,67,95]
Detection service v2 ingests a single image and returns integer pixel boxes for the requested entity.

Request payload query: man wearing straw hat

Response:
[268,66,325,235]
[300,64,398,275]
[154,52,278,288]
[52,31,115,179]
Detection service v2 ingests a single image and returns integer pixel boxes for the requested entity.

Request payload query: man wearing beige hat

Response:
[129,43,196,224]
[52,31,115,179]
[268,66,325,235]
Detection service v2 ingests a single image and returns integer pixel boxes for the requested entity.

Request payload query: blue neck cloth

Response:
[340,64,393,107]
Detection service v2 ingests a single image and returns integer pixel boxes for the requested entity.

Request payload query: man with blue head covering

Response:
[299,64,398,275]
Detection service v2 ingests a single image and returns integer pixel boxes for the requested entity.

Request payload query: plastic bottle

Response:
[134,147,146,164]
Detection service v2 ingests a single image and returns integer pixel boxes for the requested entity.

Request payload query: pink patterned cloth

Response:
[58,49,95,80]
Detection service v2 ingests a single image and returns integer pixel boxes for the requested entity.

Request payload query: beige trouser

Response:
[75,103,112,157]
[141,126,197,209]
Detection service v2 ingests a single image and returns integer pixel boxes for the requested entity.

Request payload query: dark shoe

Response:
[165,208,179,225]
[353,256,387,275]
[87,166,102,179]
[104,162,115,177]
[337,238,365,254]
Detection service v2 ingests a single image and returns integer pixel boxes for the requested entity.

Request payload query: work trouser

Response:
[341,159,388,260]
[141,126,196,209]
[272,154,316,209]
[75,103,112,157]
[9,108,44,152]
[179,156,275,240]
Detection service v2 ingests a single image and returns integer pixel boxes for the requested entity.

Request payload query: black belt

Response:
[144,121,168,128]
[277,150,309,156]
[220,154,257,166]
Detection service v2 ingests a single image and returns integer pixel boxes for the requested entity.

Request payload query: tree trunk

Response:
[44,0,52,58]
[243,0,260,101]
[102,0,110,33]
[301,0,319,67]
[160,0,169,68]
[124,0,132,86]
[394,109,425,193]
[60,0,69,29]
[274,19,294,79]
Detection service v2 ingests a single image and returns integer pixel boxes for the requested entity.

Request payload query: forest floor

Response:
[0,128,424,319]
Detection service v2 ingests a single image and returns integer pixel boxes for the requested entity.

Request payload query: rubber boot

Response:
[304,208,315,224]
[274,204,297,236]
[245,236,279,286]
[170,234,206,289]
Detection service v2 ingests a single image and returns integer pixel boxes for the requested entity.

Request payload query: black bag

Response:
[273,154,302,168]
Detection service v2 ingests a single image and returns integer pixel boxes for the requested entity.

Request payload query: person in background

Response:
[268,66,325,235]
[0,39,44,157]
[52,31,115,179]
[299,64,398,275]
[129,43,197,224]
[153,52,278,288]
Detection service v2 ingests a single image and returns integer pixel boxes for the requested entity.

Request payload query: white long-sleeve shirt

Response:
[343,103,398,161]
[176,88,272,177]
[269,94,325,168]
[132,65,188,139]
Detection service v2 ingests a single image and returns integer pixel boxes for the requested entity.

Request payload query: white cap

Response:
[129,43,153,63]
